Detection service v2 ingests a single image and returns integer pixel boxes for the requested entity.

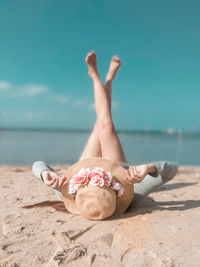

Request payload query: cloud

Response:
[22,84,48,96]
[47,94,69,104]
[0,80,49,97]
[0,80,69,104]
[72,99,88,107]
[0,81,12,91]
[9,84,48,98]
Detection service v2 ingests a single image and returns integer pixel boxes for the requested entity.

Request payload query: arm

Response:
[125,162,178,184]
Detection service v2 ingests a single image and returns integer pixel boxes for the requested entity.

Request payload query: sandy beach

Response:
[0,166,200,267]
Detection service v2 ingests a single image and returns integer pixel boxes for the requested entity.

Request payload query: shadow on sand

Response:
[154,182,198,192]
[119,181,200,220]
[22,200,68,214]
[22,181,200,220]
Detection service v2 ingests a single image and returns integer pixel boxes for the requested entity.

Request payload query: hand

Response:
[41,171,68,189]
[124,164,149,184]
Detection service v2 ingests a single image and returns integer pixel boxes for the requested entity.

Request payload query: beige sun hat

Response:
[61,157,134,220]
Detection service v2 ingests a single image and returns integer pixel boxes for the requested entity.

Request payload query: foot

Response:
[106,56,122,81]
[85,51,98,79]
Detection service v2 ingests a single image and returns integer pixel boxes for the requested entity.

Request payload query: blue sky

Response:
[0,0,200,132]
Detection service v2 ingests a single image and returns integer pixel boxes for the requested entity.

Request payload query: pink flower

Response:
[91,167,104,173]
[89,176,104,187]
[68,183,79,194]
[68,167,124,197]
[89,171,103,179]
[117,184,124,197]
[111,179,118,190]
[89,167,104,178]
[103,171,112,186]
[111,179,124,197]
[72,174,89,185]
[78,168,90,177]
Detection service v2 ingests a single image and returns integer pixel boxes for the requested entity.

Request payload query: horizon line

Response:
[0,127,199,136]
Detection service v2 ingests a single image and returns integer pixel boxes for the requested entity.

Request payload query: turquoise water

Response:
[0,130,199,166]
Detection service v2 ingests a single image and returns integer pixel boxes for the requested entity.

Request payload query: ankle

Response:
[91,70,100,80]
[105,79,113,87]
[106,74,114,83]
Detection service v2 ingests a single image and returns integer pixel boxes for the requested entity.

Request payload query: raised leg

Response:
[105,56,122,110]
[85,51,126,163]
[79,122,101,160]
[79,56,122,161]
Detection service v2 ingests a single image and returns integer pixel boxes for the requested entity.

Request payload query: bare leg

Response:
[85,51,126,163]
[79,56,122,160]
[105,56,122,110]
[79,122,101,160]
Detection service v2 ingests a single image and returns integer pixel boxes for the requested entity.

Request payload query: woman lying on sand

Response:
[32,52,177,220]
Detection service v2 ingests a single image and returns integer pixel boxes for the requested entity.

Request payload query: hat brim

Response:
[61,157,134,216]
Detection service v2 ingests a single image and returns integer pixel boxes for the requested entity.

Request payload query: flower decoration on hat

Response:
[68,167,124,197]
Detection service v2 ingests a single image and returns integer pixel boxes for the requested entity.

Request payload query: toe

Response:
[86,51,96,63]
[112,55,120,61]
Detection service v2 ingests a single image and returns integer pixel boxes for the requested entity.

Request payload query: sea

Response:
[0,129,200,166]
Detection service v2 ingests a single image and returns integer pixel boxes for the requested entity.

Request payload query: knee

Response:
[32,161,46,181]
[162,162,178,181]
[97,118,114,133]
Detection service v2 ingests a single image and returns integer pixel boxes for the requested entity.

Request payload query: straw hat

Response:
[61,157,134,220]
